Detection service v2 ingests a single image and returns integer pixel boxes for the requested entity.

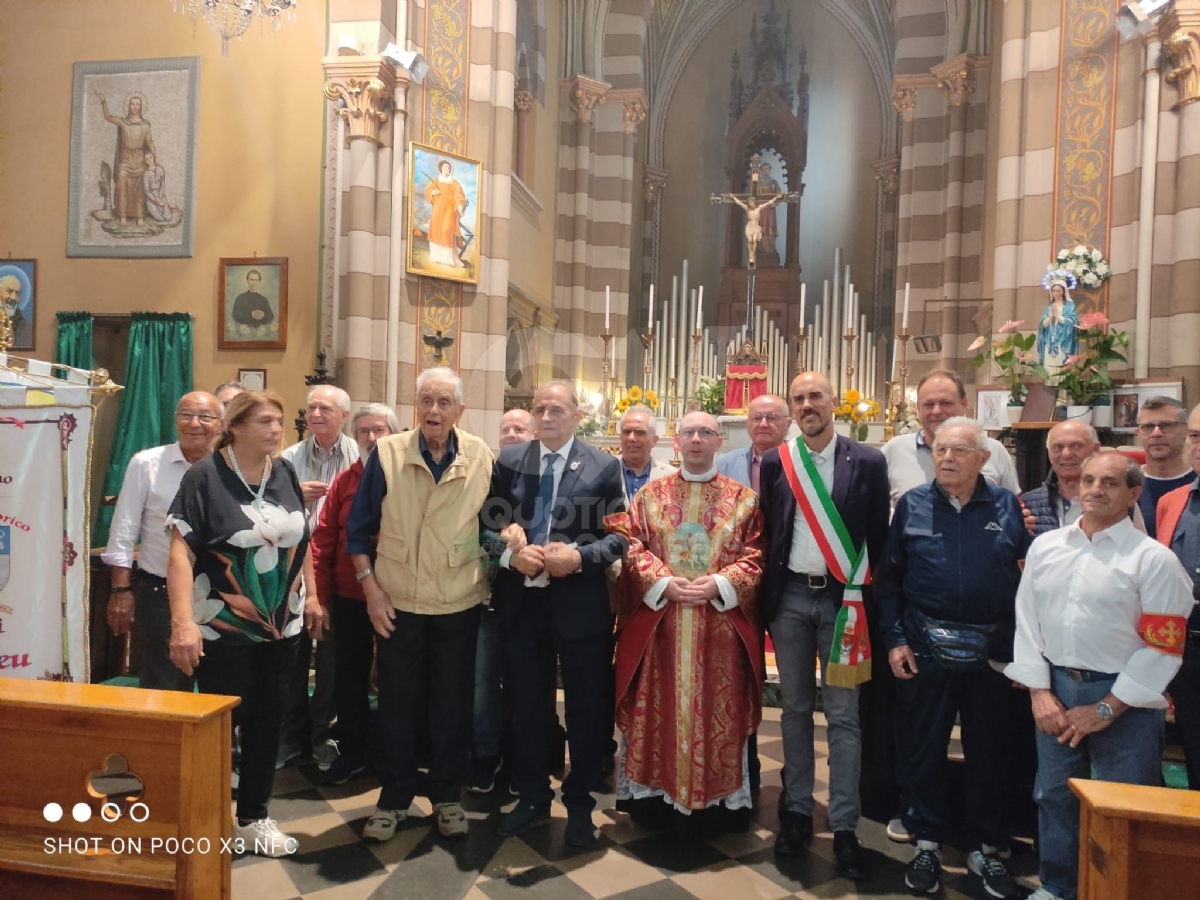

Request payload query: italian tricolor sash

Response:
[779,438,872,688]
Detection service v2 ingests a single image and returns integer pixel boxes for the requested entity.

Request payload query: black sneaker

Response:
[323,755,368,786]
[905,844,941,895]
[968,848,1020,900]
[467,754,503,794]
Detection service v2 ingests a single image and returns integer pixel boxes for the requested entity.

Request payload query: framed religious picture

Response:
[237,368,267,392]
[68,58,200,258]
[406,142,482,285]
[218,258,288,350]
[1113,392,1140,430]
[975,389,1010,432]
[0,260,36,351]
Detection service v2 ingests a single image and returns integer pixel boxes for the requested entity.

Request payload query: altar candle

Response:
[605,285,611,330]
[890,337,899,381]
[648,283,655,328]
[696,285,704,328]
[669,334,676,387]
[799,282,806,332]
[902,283,910,329]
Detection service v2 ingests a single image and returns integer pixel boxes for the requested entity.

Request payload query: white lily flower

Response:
[283,612,306,638]
[228,503,307,574]
[191,573,224,640]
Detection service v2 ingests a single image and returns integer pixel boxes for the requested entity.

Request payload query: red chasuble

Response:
[606,472,765,811]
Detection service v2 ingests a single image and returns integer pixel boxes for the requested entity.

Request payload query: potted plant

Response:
[691,377,726,416]
[968,319,1037,422]
[1052,312,1129,424]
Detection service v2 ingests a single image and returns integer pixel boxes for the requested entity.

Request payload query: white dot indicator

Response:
[72,802,92,823]
[43,803,63,823]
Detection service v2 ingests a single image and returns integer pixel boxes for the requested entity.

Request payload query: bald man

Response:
[102,391,225,691]
[609,411,765,831]
[717,394,791,492]
[1023,421,1102,535]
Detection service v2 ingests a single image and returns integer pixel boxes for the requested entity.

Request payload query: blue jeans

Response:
[474,607,504,758]
[1035,667,1164,900]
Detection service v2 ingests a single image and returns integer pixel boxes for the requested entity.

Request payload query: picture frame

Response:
[0,259,36,351]
[237,368,267,392]
[406,142,482,285]
[1109,382,1183,432]
[975,389,1011,432]
[218,258,288,350]
[68,57,200,258]
[1113,392,1139,430]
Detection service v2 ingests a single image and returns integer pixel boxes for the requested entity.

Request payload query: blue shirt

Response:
[1139,470,1194,539]
[345,429,459,557]
[623,462,652,504]
[1169,478,1200,629]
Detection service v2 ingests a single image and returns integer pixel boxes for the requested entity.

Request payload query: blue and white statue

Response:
[1037,270,1079,376]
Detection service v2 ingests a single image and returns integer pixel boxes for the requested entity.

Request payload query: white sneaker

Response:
[887,816,915,843]
[232,818,298,858]
[362,807,407,842]
[1027,890,1064,900]
[314,739,340,772]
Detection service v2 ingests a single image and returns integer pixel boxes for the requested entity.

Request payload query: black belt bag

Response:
[914,609,1005,673]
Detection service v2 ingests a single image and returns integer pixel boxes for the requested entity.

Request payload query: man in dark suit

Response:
[481,380,628,848]
[759,371,890,880]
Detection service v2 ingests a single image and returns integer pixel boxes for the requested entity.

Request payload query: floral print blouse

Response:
[167,451,309,644]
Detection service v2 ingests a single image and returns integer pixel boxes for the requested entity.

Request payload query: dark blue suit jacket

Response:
[481,439,628,640]
[758,434,891,626]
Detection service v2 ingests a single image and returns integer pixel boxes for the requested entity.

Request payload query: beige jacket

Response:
[373,428,495,615]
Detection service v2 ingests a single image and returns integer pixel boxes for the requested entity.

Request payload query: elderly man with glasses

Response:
[876,417,1031,899]
[717,394,792,493]
[1135,396,1192,539]
[102,391,225,690]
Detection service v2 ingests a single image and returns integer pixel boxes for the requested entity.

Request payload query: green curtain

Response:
[54,312,94,370]
[93,313,193,547]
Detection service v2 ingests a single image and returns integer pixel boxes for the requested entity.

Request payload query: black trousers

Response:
[505,593,610,814]
[134,575,194,692]
[375,605,480,809]
[895,651,1011,850]
[281,628,336,751]
[331,595,375,761]
[196,635,300,821]
[1170,642,1200,791]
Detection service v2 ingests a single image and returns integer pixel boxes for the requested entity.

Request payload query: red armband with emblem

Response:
[1138,614,1188,656]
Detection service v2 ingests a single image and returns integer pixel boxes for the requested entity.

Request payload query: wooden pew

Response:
[1071,778,1200,900]
[0,679,238,900]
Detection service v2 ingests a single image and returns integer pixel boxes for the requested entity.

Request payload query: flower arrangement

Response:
[968,319,1038,405]
[614,384,659,415]
[1048,245,1111,289]
[691,377,726,415]
[836,389,880,440]
[1054,311,1130,406]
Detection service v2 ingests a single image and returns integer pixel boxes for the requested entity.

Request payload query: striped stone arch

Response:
[603,0,650,91]
[893,0,947,75]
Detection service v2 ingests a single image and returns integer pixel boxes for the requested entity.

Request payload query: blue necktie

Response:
[529,452,559,546]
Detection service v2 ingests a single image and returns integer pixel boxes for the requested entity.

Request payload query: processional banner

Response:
[0,362,99,682]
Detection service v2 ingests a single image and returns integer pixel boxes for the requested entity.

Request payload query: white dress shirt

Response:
[1005,517,1196,708]
[101,442,193,578]
[787,437,837,575]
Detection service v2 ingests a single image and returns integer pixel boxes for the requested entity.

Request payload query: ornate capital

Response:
[872,156,900,195]
[623,99,647,134]
[643,166,669,203]
[563,75,609,124]
[891,86,917,121]
[1161,7,1200,109]
[322,56,400,144]
[931,54,987,107]
[514,89,534,113]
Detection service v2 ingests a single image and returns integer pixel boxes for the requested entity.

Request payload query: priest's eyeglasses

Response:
[678,427,720,440]
[1135,421,1184,435]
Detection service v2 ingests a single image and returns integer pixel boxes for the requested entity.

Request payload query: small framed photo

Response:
[0,259,36,351]
[237,368,266,392]
[1113,392,1139,430]
[976,389,1011,431]
[218,257,287,350]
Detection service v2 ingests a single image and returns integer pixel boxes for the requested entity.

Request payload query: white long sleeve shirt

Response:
[1005,517,1196,708]
[101,442,193,578]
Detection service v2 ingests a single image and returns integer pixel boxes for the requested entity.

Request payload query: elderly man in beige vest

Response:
[346,367,494,842]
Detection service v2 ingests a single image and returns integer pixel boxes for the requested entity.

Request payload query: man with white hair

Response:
[617,407,674,504]
[717,393,791,493]
[877,417,1031,899]
[349,367,495,841]
[279,385,360,771]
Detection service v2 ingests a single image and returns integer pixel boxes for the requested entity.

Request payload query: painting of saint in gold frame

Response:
[406,143,482,285]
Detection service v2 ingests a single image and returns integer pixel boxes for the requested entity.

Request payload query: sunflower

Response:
[644,389,659,410]
[627,385,644,403]
[616,397,631,413]
[844,389,862,405]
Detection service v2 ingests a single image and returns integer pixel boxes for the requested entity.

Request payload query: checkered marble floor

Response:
[234,708,1041,900]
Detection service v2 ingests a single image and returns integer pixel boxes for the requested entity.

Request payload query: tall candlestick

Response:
[605,285,611,330]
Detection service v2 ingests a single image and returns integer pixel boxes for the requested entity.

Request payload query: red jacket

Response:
[312,459,366,603]
[1157,481,1195,548]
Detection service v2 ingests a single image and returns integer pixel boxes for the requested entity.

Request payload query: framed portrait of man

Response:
[0,260,36,351]
[218,258,287,350]
[406,142,482,285]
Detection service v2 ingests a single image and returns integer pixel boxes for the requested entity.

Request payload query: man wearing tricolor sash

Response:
[758,372,890,880]
[607,411,765,832]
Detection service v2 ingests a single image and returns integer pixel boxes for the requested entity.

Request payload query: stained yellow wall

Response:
[0,0,327,422]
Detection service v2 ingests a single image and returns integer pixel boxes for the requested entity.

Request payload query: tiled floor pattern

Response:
[234,708,1040,900]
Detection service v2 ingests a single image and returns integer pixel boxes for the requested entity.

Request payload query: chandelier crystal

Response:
[174,0,298,55]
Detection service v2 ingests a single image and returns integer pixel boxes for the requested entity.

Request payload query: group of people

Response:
[100,367,1200,900]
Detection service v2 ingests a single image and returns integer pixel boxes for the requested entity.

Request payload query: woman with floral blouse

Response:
[166,390,327,857]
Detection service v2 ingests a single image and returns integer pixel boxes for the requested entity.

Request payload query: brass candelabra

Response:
[600,329,613,418]
[794,325,807,376]
[687,329,703,412]
[885,328,913,437]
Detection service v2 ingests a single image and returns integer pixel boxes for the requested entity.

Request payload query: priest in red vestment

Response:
[606,411,765,830]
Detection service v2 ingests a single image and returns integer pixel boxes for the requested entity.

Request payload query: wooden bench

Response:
[0,679,238,900]
[1072,778,1200,900]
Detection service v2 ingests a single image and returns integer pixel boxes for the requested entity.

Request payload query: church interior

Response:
[4,0,1200,898]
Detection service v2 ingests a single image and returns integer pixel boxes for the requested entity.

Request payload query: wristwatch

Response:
[1096,701,1115,722]
[355,567,374,582]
